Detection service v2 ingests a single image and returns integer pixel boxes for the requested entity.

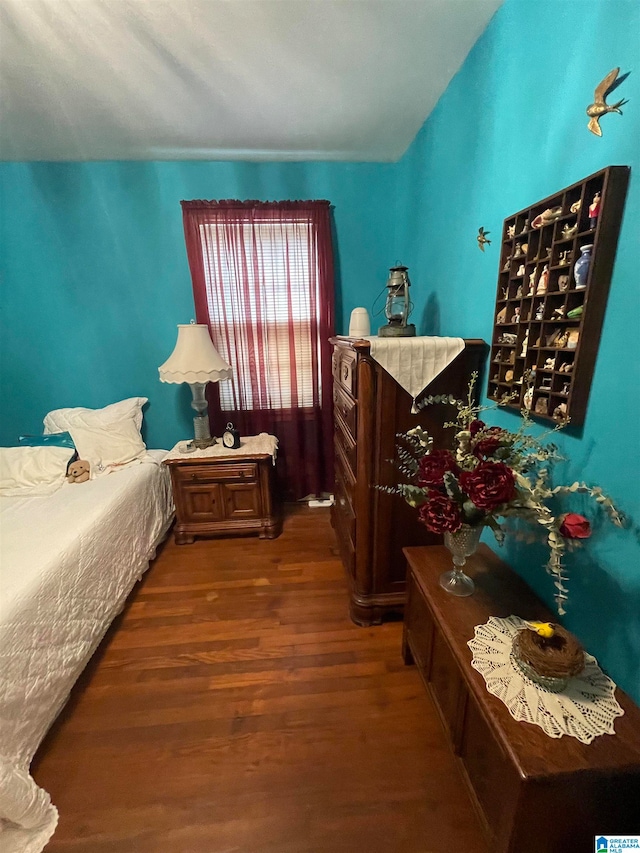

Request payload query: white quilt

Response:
[0,451,174,853]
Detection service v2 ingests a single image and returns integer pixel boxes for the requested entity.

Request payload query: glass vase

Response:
[440,524,483,596]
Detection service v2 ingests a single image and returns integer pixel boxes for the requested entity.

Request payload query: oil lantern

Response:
[378,264,416,337]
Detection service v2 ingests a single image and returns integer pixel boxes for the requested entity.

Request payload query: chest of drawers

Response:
[329,337,486,625]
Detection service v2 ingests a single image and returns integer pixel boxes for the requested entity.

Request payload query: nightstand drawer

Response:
[174,462,257,484]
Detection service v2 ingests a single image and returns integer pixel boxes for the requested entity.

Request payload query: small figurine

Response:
[561,382,571,395]
[535,303,544,320]
[523,386,534,411]
[492,373,499,383]
[528,269,537,295]
[520,220,529,235]
[541,376,552,389]
[551,305,566,319]
[516,283,524,298]
[516,264,526,277]
[589,192,601,228]
[557,330,570,348]
[507,224,516,239]
[511,307,521,323]
[558,274,570,291]
[494,350,502,362]
[521,243,528,255]
[553,402,568,421]
[561,222,578,239]
[558,361,574,374]
[501,286,508,300]
[544,357,556,370]
[505,369,514,383]
[520,329,529,358]
[535,397,549,415]
[477,227,491,252]
[502,259,510,272]
[587,67,629,137]
[567,329,580,349]
[532,207,562,228]
[514,242,523,257]
[496,306,507,324]
[567,305,583,319]
[559,249,571,266]
[507,349,516,364]
[536,265,549,294]
[570,200,582,214]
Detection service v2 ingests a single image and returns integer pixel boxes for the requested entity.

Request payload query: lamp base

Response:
[192,436,216,449]
[378,323,416,337]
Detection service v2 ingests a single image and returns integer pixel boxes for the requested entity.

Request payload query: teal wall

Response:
[0,160,395,448]
[393,0,640,701]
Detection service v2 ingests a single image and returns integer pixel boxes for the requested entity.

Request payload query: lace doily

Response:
[468,615,624,743]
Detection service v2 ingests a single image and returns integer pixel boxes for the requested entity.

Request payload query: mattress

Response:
[0,451,174,853]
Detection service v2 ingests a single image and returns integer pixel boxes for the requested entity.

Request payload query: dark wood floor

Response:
[32,506,488,853]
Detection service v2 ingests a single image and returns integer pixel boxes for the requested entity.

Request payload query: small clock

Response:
[222,422,241,449]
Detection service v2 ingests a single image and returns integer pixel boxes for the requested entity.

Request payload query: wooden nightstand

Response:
[163,437,282,543]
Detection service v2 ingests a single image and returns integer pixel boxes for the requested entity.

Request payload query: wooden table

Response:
[403,543,640,853]
[164,441,281,543]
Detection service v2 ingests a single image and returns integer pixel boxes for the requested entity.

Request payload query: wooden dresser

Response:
[329,336,487,625]
[403,544,640,853]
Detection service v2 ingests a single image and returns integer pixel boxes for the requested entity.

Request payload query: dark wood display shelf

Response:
[488,166,629,424]
[402,544,640,853]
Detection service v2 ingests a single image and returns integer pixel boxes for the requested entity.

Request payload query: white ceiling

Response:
[0,0,501,162]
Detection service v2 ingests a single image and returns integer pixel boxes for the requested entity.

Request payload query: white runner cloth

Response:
[468,616,624,743]
[165,433,278,463]
[365,336,465,411]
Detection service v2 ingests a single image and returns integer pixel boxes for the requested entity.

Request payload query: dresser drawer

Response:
[334,419,357,482]
[335,348,358,398]
[333,385,357,442]
[335,441,356,509]
[174,462,257,485]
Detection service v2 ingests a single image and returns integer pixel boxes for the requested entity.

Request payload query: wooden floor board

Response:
[32,506,488,853]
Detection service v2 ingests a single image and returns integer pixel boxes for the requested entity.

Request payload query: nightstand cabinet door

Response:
[181,481,225,523]
[224,481,260,518]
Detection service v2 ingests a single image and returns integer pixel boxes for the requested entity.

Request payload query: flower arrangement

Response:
[384,374,625,613]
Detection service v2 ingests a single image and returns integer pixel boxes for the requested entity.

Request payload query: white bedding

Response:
[0,451,174,853]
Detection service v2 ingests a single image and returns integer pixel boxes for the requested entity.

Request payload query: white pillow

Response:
[0,446,73,496]
[43,397,147,435]
[68,415,147,477]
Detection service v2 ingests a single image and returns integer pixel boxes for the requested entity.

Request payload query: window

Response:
[200,218,320,411]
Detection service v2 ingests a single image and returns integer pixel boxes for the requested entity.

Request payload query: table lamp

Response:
[159,321,232,448]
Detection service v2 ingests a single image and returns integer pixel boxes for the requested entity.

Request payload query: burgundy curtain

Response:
[181,199,335,501]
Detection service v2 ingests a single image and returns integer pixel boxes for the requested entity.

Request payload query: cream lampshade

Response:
[159,322,232,448]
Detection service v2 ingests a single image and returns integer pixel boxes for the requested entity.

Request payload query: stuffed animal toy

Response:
[67,459,90,484]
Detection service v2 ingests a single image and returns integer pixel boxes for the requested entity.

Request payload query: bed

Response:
[0,448,174,853]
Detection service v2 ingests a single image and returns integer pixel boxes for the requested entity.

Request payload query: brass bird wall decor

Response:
[477,227,491,252]
[587,67,630,136]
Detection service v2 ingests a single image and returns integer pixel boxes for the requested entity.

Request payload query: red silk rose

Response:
[473,427,505,459]
[417,449,460,488]
[418,494,462,533]
[459,461,516,510]
[469,419,485,436]
[559,513,592,539]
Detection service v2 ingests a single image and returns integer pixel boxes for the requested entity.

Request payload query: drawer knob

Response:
[191,473,197,481]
